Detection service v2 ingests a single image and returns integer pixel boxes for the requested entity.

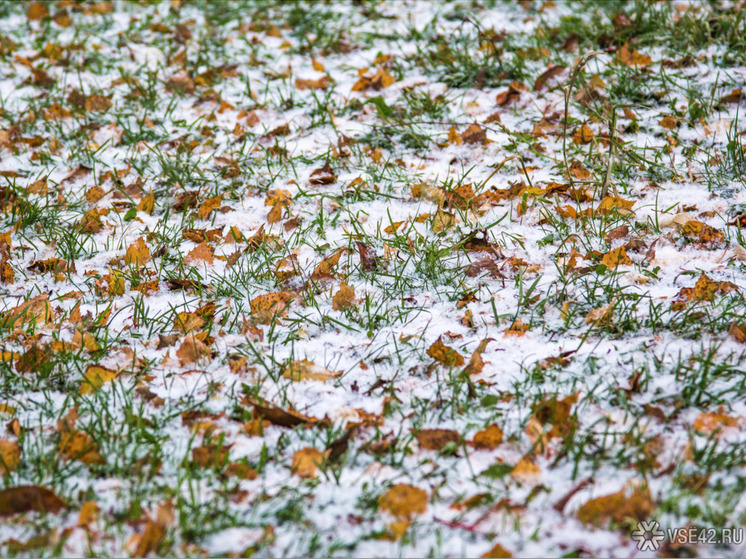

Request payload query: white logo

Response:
[632,520,665,551]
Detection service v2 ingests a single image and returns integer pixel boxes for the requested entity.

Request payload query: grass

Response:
[0,0,745,557]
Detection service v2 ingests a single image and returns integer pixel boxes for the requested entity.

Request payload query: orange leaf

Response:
[482,543,513,558]
[291,447,328,478]
[26,2,49,21]
[577,484,653,527]
[693,412,739,435]
[176,335,210,366]
[332,281,355,311]
[124,237,151,267]
[197,195,222,220]
[600,247,631,268]
[470,424,504,450]
[185,241,214,265]
[427,336,465,367]
[572,123,594,145]
[378,484,428,520]
[311,248,345,280]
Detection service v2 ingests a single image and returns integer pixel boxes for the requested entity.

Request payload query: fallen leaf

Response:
[250,291,294,316]
[0,486,65,517]
[378,484,428,520]
[197,195,222,220]
[124,237,151,266]
[577,484,653,527]
[427,337,465,367]
[677,273,738,303]
[482,543,513,558]
[281,359,340,382]
[248,399,321,429]
[415,428,460,450]
[192,444,230,468]
[79,208,104,233]
[461,123,487,145]
[462,350,484,375]
[572,123,594,145]
[470,424,504,450]
[693,411,739,434]
[617,43,652,67]
[311,248,345,280]
[78,501,99,527]
[510,455,541,482]
[58,430,104,465]
[176,335,210,366]
[659,115,677,130]
[80,365,117,395]
[600,247,631,268]
[0,439,20,474]
[729,321,746,343]
[291,447,328,478]
[4,293,54,327]
[534,65,566,91]
[137,190,155,214]
[185,241,214,265]
[26,2,49,21]
[332,281,355,310]
[295,76,330,90]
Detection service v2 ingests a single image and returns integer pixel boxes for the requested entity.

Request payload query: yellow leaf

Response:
[197,195,222,220]
[5,293,54,327]
[282,359,340,382]
[58,431,104,465]
[312,59,325,72]
[596,196,635,215]
[332,281,355,311]
[26,1,48,21]
[572,123,594,145]
[693,412,739,435]
[250,292,295,316]
[137,190,155,214]
[124,237,151,267]
[107,269,125,296]
[78,501,99,527]
[0,439,20,474]
[470,424,504,450]
[311,248,345,280]
[80,365,117,395]
[447,126,462,145]
[378,484,428,520]
[432,208,456,233]
[291,447,327,478]
[600,247,631,268]
[510,455,541,482]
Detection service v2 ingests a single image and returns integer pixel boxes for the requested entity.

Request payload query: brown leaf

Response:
[678,220,725,248]
[295,76,330,90]
[309,162,337,185]
[311,248,345,280]
[356,241,381,272]
[617,43,652,67]
[124,237,151,267]
[58,431,104,465]
[84,94,112,112]
[27,2,49,21]
[534,65,566,91]
[568,160,591,179]
[461,123,487,145]
[176,336,210,366]
[137,190,155,214]
[572,123,594,145]
[482,543,513,558]
[250,291,295,316]
[415,428,460,451]
[577,484,653,527]
[332,281,355,311]
[427,337,465,367]
[248,399,321,429]
[79,208,104,233]
[659,116,677,130]
[470,424,504,450]
[281,359,340,382]
[379,484,427,520]
[677,273,738,303]
[462,350,484,375]
[0,486,65,517]
[291,447,328,478]
[192,444,230,468]
[197,195,222,220]
[185,241,214,265]
[729,321,746,343]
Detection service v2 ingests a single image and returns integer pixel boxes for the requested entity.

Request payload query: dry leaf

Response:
[0,439,20,474]
[248,399,321,429]
[0,486,65,517]
[482,543,513,558]
[600,247,631,268]
[124,237,151,267]
[78,501,99,527]
[4,293,54,327]
[291,447,328,478]
[27,2,49,21]
[617,43,652,67]
[510,455,541,482]
[311,248,345,280]
[58,431,104,465]
[462,350,484,375]
[577,484,653,527]
[176,336,210,366]
[281,359,340,382]
[470,424,504,450]
[378,484,428,520]
[192,444,230,468]
[186,241,214,265]
[693,411,738,434]
[461,123,487,145]
[427,337,465,367]
[729,321,746,343]
[137,190,155,214]
[415,428,460,450]
[572,123,594,145]
[677,273,738,303]
[332,281,355,311]
[431,208,456,233]
[197,195,222,220]
[250,291,294,316]
[80,365,117,395]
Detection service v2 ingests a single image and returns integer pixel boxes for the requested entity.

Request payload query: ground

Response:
[0,0,745,557]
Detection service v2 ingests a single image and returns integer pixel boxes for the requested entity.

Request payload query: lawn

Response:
[0,0,746,556]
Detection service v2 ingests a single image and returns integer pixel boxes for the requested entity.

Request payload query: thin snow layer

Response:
[0,0,745,557]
